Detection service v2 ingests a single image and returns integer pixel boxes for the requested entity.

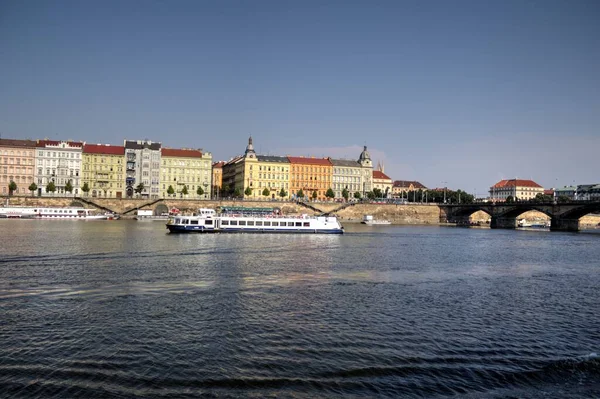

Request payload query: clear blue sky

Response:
[1,0,598,195]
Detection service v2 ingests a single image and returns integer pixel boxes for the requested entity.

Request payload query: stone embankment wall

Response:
[3,196,598,227]
[336,203,441,224]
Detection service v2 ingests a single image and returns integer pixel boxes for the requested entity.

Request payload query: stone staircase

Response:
[121,198,163,215]
[74,197,116,214]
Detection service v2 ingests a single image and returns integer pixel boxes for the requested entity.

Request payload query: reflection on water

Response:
[1,220,599,398]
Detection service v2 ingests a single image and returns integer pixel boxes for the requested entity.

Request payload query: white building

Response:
[35,140,84,196]
[124,140,162,199]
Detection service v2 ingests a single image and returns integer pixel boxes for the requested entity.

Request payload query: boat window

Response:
[230,220,238,226]
[263,221,271,226]
[247,221,254,226]
[205,219,213,225]
[295,222,301,227]
[288,222,295,226]
[221,220,229,226]
[303,222,310,227]
[184,219,189,224]
[239,220,246,226]
[175,218,180,224]
[271,221,279,226]
[255,221,263,226]
[191,220,199,225]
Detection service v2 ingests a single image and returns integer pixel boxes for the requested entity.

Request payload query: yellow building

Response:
[221,137,291,200]
[160,148,213,199]
[82,144,125,198]
[373,170,393,197]
[212,161,225,199]
[288,156,333,201]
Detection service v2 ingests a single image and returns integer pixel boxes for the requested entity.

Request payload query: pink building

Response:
[0,139,37,195]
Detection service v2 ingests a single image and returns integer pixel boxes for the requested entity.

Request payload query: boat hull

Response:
[166,224,343,234]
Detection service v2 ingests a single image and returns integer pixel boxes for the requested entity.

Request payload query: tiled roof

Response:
[161,148,203,158]
[543,189,554,196]
[373,170,391,180]
[257,155,290,163]
[212,161,226,168]
[0,139,37,148]
[393,180,427,189]
[287,156,332,166]
[491,179,543,189]
[124,140,161,150]
[329,158,361,167]
[36,140,84,148]
[83,144,125,155]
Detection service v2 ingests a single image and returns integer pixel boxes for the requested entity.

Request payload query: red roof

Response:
[83,144,125,155]
[161,148,203,158]
[212,161,225,168]
[393,180,427,189]
[491,179,543,189]
[36,140,84,148]
[373,170,391,180]
[0,139,37,148]
[287,156,332,166]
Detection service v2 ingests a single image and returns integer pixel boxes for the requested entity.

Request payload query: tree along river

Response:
[0,220,598,398]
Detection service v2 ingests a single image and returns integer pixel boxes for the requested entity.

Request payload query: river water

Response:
[0,220,599,398]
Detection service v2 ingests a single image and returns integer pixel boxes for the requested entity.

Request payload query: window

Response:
[239,220,246,226]
[271,221,279,226]
[247,221,254,226]
[255,221,263,226]
[230,220,238,226]
[263,221,271,226]
[221,220,229,225]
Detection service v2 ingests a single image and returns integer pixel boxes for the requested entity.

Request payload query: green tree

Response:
[8,181,17,196]
[134,183,145,195]
[372,187,382,198]
[167,185,175,196]
[558,195,570,203]
[505,195,515,203]
[196,186,204,196]
[354,191,361,199]
[244,186,253,196]
[234,187,242,198]
[311,190,318,200]
[296,189,304,199]
[279,188,287,199]
[325,188,335,199]
[65,180,73,194]
[366,191,376,200]
[181,185,189,196]
[28,182,38,196]
[262,187,270,197]
[81,182,90,197]
[46,181,57,195]
[342,187,349,201]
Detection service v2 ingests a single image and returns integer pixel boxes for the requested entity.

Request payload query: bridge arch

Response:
[557,203,600,220]
[154,203,168,216]
[496,205,553,219]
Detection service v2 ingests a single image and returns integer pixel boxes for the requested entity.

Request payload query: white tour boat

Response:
[166,207,344,234]
[0,205,110,220]
[361,215,392,225]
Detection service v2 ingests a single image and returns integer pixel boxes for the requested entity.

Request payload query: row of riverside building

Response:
[0,136,400,201]
[0,138,213,199]
[3,136,596,202]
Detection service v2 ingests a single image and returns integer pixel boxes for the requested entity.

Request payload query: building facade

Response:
[82,144,125,198]
[288,156,333,201]
[212,161,225,199]
[392,180,428,198]
[250,155,290,199]
[35,140,84,196]
[124,140,161,199]
[489,179,544,202]
[358,146,373,197]
[330,159,364,199]
[0,139,37,196]
[221,137,258,198]
[575,184,600,201]
[373,170,393,197]
[160,148,212,199]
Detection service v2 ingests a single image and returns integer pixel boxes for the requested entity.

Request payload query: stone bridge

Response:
[441,202,600,232]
